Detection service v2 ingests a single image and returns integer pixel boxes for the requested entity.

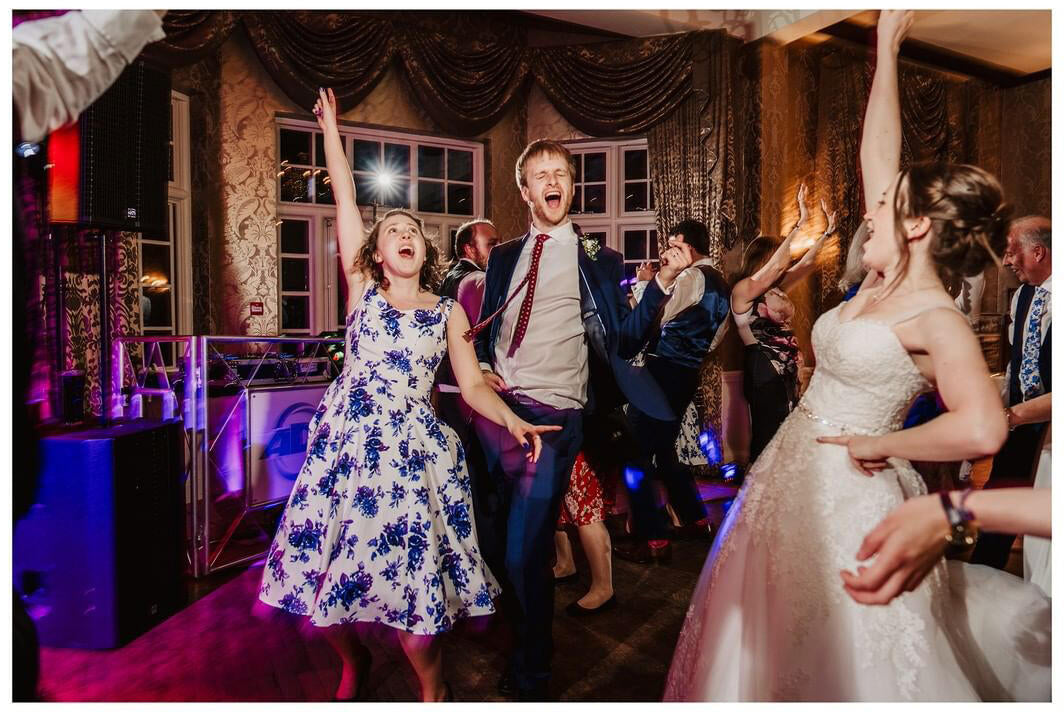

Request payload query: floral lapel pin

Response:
[580,234,601,261]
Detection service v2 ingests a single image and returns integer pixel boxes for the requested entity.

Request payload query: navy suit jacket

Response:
[475,231,676,420]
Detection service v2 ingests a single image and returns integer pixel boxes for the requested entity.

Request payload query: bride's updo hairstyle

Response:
[892,162,1010,282]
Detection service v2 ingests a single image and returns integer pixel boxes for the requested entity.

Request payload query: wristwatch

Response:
[939,490,978,548]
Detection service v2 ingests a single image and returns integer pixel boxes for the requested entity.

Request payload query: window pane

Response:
[384,143,410,176]
[574,154,582,183]
[314,133,328,167]
[624,149,647,180]
[280,166,310,202]
[354,173,379,205]
[141,243,173,328]
[379,177,410,209]
[584,184,606,214]
[281,295,309,331]
[584,152,606,182]
[624,230,647,260]
[315,172,335,204]
[418,145,445,178]
[572,186,582,213]
[354,140,380,173]
[624,182,648,212]
[280,220,309,254]
[418,180,445,213]
[281,258,309,292]
[280,129,312,165]
[650,231,659,259]
[447,183,474,215]
[448,149,473,182]
[650,184,655,210]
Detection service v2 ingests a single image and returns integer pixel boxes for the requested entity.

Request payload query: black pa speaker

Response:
[14,419,186,649]
[48,60,171,236]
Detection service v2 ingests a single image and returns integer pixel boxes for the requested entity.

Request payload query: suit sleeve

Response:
[607,252,668,359]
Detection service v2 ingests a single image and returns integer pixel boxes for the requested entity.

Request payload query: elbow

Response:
[969,417,1008,458]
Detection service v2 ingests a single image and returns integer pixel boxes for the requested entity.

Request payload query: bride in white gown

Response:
[664,10,1051,702]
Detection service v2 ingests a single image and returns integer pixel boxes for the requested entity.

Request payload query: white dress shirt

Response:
[490,221,588,410]
[633,258,730,352]
[13,10,165,143]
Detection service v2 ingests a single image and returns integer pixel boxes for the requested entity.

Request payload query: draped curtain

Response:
[147,11,716,138]
[647,31,741,450]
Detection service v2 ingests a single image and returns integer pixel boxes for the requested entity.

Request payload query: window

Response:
[139,91,191,363]
[276,117,485,334]
[564,138,655,281]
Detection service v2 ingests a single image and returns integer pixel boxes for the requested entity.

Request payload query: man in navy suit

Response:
[970,216,1052,569]
[470,139,692,699]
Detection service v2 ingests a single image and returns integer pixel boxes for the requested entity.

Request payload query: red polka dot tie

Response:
[506,233,550,357]
[463,233,551,345]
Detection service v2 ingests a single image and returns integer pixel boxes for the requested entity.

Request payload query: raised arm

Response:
[860,10,913,212]
[732,183,809,313]
[314,88,368,305]
[780,199,837,291]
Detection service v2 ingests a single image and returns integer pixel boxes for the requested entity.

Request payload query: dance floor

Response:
[38,486,736,702]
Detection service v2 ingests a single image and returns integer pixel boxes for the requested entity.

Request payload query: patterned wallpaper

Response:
[212,29,529,335]
[1001,78,1051,219]
[525,84,589,144]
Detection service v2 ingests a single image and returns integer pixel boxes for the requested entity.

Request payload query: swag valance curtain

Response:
[146,10,711,137]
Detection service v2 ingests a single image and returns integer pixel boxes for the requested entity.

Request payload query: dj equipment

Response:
[14,420,185,649]
[47,60,170,236]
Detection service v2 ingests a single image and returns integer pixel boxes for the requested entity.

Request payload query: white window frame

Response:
[275,116,486,334]
[139,90,191,359]
[563,137,654,260]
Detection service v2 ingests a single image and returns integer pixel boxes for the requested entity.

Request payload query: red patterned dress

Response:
[557,452,617,527]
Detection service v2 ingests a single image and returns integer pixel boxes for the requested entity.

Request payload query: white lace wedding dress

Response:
[665,305,1051,701]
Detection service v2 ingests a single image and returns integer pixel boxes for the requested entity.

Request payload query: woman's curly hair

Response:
[357,208,442,292]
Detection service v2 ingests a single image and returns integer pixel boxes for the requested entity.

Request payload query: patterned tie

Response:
[463,233,550,346]
[1019,286,1048,399]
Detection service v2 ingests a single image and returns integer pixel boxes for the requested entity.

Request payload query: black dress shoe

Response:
[565,594,617,617]
[613,539,672,565]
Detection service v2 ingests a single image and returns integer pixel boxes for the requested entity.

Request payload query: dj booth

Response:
[113,334,342,578]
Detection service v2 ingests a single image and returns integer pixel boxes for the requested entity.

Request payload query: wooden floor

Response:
[37,497,735,702]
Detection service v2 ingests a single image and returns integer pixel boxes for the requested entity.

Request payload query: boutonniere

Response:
[580,234,601,261]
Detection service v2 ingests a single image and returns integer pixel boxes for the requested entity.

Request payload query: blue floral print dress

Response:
[259,283,500,634]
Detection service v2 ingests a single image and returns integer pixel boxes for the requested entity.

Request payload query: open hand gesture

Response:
[635,261,657,282]
[313,87,338,132]
[821,199,837,236]
[840,493,948,605]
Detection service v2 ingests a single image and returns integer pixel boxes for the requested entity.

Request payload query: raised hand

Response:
[795,183,810,228]
[635,261,657,283]
[877,10,915,54]
[821,199,837,236]
[658,242,694,286]
[313,87,338,133]
[505,418,564,463]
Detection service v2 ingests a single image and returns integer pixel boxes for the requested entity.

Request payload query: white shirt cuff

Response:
[654,274,675,295]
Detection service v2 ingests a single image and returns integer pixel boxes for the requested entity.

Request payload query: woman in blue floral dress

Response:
[258,88,559,702]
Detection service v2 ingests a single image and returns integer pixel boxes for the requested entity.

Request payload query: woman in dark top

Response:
[731,184,836,463]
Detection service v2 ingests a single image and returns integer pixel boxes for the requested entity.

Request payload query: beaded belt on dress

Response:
[797,400,886,436]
